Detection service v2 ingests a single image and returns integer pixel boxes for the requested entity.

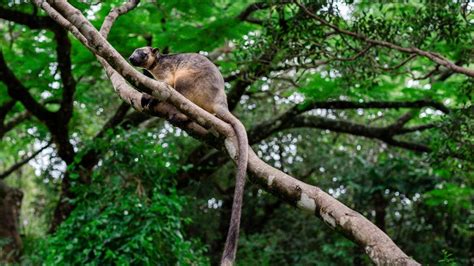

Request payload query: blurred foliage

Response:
[0,0,472,265]
[23,129,208,265]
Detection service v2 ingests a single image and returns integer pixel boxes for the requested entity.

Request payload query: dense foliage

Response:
[24,130,208,265]
[0,0,472,265]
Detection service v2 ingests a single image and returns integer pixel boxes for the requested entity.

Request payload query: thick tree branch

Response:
[0,51,53,122]
[299,100,450,114]
[54,29,76,118]
[296,2,474,78]
[248,99,445,149]
[249,101,436,153]
[0,141,51,180]
[281,115,431,153]
[0,5,58,29]
[248,148,420,265]
[38,1,420,264]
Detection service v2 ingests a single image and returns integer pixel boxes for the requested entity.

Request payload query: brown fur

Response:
[129,47,248,265]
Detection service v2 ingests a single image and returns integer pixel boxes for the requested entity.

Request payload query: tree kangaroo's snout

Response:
[128,46,158,68]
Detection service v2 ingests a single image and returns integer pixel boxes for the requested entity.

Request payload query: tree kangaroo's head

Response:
[128,46,159,69]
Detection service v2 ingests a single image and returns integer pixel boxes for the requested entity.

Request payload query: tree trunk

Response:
[49,168,92,233]
[373,190,388,232]
[49,172,74,233]
[0,180,23,263]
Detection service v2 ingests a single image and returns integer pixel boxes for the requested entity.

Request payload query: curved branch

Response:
[99,0,140,38]
[0,5,58,29]
[0,51,53,122]
[299,100,450,114]
[280,115,431,152]
[296,2,474,78]
[249,99,445,148]
[39,1,420,264]
[236,2,268,21]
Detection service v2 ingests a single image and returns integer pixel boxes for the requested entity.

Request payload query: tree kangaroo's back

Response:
[129,47,248,265]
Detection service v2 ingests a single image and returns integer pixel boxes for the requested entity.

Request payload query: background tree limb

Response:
[296,2,474,78]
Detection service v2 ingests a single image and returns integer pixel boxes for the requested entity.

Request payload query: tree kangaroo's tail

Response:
[217,109,248,266]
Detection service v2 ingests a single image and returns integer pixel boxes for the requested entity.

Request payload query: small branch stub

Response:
[296,192,316,213]
[320,210,337,228]
[224,137,238,160]
[267,175,275,186]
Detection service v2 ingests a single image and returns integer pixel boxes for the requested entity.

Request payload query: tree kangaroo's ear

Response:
[152,47,159,55]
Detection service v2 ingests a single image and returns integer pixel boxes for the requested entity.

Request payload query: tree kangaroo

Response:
[129,47,248,265]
